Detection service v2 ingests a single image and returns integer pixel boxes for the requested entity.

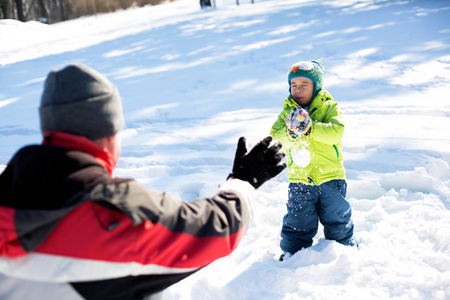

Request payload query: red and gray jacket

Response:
[0,131,255,300]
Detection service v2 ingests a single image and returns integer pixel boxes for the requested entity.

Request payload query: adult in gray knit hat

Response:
[0,63,286,300]
[39,63,125,140]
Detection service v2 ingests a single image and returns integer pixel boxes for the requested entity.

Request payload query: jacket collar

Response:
[42,131,115,175]
[283,89,334,111]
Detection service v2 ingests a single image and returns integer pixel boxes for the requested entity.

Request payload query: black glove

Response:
[228,136,287,189]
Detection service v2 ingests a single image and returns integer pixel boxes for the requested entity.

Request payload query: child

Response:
[270,60,356,260]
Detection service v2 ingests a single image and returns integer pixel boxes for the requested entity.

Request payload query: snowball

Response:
[292,149,311,167]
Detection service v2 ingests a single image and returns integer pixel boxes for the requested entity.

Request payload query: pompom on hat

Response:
[288,59,325,98]
[39,64,125,140]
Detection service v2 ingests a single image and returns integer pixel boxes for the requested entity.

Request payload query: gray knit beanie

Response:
[39,64,125,140]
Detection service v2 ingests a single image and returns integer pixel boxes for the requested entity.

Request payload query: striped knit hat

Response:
[288,60,325,98]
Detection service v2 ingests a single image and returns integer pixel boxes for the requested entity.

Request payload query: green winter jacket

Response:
[270,89,346,185]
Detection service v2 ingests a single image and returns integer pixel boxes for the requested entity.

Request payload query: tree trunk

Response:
[0,0,10,19]
[37,0,48,19]
[59,0,66,21]
[14,0,25,21]
[90,0,96,15]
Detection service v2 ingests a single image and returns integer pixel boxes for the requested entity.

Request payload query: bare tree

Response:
[0,0,11,19]
[37,0,48,20]
[59,0,66,21]
[14,0,25,21]
[0,0,170,23]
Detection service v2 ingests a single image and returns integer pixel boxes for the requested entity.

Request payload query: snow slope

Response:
[1,0,449,299]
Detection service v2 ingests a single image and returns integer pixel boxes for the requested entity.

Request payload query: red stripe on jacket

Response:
[35,201,245,269]
[0,207,27,258]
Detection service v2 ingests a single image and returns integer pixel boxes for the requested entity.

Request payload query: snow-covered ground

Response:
[1,0,450,298]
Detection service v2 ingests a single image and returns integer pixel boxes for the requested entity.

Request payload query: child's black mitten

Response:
[228,136,287,189]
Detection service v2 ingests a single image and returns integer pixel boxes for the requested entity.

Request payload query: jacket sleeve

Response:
[89,178,256,271]
[1,179,256,285]
[155,178,255,257]
[310,101,345,145]
[270,110,294,147]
